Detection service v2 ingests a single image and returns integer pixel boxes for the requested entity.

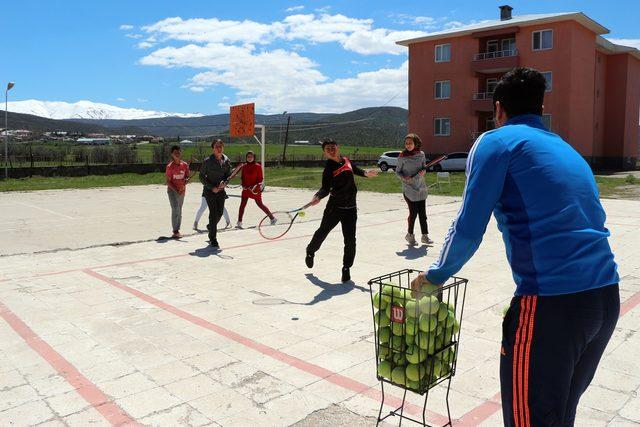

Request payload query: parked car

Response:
[377,151,402,171]
[429,152,468,172]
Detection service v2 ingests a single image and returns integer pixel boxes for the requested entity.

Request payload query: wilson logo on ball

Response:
[390,305,405,323]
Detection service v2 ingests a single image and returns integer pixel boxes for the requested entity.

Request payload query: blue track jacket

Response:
[426,114,619,296]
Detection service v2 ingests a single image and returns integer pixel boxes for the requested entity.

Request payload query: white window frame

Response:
[542,114,552,130]
[435,43,451,62]
[435,80,451,99]
[434,118,451,136]
[541,71,552,92]
[501,38,516,52]
[532,29,553,51]
[487,40,499,52]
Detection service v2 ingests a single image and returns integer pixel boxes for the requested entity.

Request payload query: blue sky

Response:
[2,0,639,115]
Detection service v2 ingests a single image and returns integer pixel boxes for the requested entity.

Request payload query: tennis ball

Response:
[419,296,440,315]
[405,332,415,345]
[391,321,404,336]
[378,360,392,379]
[406,363,427,382]
[381,284,394,303]
[390,335,405,353]
[405,345,428,364]
[419,281,440,296]
[405,317,418,336]
[372,292,388,310]
[416,332,435,351]
[405,300,419,318]
[406,379,421,391]
[418,314,437,332]
[502,304,510,317]
[378,326,391,343]
[379,345,392,359]
[431,359,443,378]
[298,211,305,217]
[374,310,391,327]
[437,303,449,321]
[391,367,406,385]
[435,325,444,337]
[392,352,406,366]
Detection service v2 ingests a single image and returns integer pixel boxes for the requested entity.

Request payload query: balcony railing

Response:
[473,92,495,100]
[473,49,518,61]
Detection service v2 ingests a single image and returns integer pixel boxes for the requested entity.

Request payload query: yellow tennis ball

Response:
[298,211,306,217]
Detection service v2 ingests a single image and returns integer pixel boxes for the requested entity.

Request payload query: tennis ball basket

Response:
[368,269,468,426]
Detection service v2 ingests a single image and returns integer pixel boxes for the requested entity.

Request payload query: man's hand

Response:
[219,181,227,189]
[365,170,379,178]
[411,272,433,295]
[212,187,220,194]
[310,196,321,206]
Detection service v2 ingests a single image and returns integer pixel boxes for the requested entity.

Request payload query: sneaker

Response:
[341,267,351,283]
[305,252,314,268]
[421,234,434,245]
[225,221,231,229]
[172,231,182,239]
[405,233,416,246]
[209,240,219,248]
[270,217,278,226]
[236,222,243,229]
[193,221,198,231]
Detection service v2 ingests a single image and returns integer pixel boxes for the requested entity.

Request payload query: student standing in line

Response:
[165,145,190,239]
[395,133,433,246]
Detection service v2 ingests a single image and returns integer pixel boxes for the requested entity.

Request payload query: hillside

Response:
[1,111,146,135]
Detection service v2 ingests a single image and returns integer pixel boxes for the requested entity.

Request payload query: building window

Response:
[533,30,553,51]
[542,114,552,130]
[435,44,451,62]
[486,78,498,94]
[434,118,451,136]
[501,38,516,53]
[435,81,451,99]
[541,71,552,92]
[487,40,499,53]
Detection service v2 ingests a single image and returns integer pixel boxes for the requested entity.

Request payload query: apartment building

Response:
[397,6,640,170]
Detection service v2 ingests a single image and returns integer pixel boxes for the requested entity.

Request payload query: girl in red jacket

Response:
[236,151,276,228]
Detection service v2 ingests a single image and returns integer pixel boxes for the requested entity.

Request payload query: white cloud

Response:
[137,41,155,49]
[120,24,134,30]
[286,5,304,12]
[126,33,143,39]
[187,86,206,93]
[116,97,126,102]
[315,6,331,13]
[137,98,148,103]
[283,13,372,44]
[343,29,427,55]
[608,38,640,50]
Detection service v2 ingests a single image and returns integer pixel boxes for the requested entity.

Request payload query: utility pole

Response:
[282,115,291,165]
[5,82,15,179]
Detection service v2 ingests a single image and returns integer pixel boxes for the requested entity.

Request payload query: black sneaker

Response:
[210,240,219,249]
[341,267,351,283]
[305,252,314,268]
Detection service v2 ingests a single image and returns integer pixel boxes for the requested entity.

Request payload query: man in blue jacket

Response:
[412,68,619,426]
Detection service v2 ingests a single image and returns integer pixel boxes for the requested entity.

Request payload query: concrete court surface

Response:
[0,184,639,426]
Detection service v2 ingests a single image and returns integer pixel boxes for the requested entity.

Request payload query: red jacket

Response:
[241,161,263,198]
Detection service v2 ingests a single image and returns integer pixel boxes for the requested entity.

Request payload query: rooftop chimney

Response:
[500,5,513,21]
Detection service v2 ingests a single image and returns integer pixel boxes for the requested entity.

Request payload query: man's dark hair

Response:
[493,67,546,117]
[211,138,224,148]
[171,145,181,153]
[321,138,337,149]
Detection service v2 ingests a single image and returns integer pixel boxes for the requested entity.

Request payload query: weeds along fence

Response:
[1,142,379,178]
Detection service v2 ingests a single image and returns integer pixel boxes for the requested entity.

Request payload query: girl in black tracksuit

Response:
[305,139,377,282]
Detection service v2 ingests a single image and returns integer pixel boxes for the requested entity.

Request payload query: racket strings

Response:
[258,211,295,239]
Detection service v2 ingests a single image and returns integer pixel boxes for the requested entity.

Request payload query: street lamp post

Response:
[4,82,15,179]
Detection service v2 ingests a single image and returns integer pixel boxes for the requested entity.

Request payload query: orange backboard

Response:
[229,103,255,137]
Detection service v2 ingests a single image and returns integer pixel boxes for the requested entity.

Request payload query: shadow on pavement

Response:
[395,245,428,260]
[303,273,369,306]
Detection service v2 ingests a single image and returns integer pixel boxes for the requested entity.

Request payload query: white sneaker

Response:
[422,234,434,245]
[270,217,278,225]
[193,221,198,231]
[405,233,416,246]
[236,222,243,229]
[225,221,231,229]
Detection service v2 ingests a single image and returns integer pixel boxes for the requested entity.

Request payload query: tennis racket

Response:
[409,154,448,178]
[243,183,265,195]
[258,201,314,240]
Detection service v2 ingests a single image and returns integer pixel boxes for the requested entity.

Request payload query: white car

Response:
[430,152,468,172]
[377,151,402,171]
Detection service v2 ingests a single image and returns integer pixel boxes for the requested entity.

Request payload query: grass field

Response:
[2,168,638,200]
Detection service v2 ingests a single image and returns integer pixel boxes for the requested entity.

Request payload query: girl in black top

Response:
[305,139,378,282]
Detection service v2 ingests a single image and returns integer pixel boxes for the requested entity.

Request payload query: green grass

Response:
[2,169,637,200]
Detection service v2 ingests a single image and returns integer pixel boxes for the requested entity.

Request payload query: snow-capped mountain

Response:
[7,99,204,120]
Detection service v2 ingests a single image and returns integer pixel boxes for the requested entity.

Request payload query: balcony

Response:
[471,49,519,73]
[472,92,494,112]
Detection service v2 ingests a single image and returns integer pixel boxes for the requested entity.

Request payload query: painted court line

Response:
[82,268,451,425]
[14,202,75,220]
[0,300,138,426]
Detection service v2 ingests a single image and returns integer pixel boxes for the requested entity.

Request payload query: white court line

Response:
[14,202,75,220]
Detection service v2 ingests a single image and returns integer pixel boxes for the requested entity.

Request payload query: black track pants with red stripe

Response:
[500,284,619,427]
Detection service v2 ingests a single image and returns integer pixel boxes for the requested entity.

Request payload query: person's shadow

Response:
[303,273,369,306]
[395,245,429,260]
[188,246,233,259]
[156,236,187,243]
